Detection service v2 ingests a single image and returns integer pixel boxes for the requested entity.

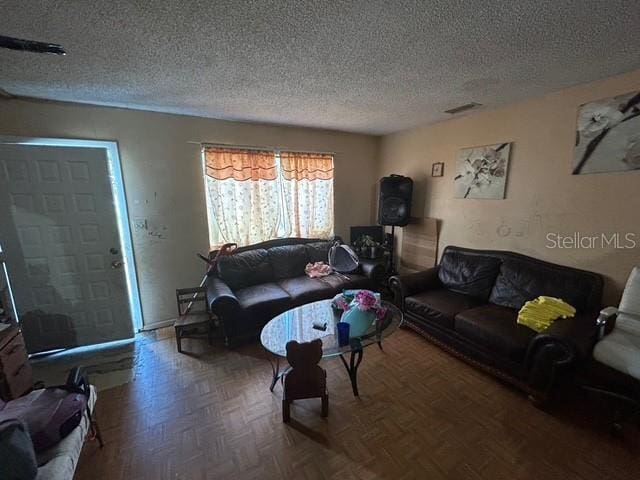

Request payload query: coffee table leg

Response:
[269,356,280,392]
[339,349,363,397]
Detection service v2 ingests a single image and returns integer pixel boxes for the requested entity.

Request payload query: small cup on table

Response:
[337,321,350,346]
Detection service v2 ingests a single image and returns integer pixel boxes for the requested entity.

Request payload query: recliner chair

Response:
[589,266,640,428]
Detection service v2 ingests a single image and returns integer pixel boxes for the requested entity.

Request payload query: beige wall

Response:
[0,99,379,328]
[379,69,640,305]
[2,68,637,327]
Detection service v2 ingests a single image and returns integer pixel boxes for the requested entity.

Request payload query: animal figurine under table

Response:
[282,339,328,422]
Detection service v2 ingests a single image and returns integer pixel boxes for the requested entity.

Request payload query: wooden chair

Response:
[282,339,328,422]
[174,286,214,353]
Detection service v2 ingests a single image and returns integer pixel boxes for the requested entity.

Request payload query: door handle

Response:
[111,260,125,269]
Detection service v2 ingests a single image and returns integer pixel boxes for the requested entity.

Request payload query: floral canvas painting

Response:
[454,143,511,199]
[573,91,640,174]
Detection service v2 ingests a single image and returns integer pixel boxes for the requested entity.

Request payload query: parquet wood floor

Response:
[75,327,639,480]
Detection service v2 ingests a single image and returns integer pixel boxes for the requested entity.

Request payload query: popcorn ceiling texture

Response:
[1,0,639,134]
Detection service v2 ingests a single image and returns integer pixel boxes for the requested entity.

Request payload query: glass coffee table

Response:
[260,298,403,397]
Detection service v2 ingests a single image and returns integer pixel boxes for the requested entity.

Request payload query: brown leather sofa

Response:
[206,237,384,346]
[390,246,604,402]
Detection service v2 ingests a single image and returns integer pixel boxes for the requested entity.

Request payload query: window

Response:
[203,146,334,248]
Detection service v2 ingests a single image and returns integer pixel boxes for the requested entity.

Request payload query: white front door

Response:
[0,143,136,352]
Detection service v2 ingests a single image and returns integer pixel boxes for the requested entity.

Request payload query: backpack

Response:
[0,369,90,453]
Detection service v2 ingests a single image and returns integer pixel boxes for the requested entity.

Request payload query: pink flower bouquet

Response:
[355,290,377,311]
[331,290,389,324]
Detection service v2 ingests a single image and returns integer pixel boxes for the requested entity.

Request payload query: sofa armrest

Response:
[525,311,599,398]
[359,258,386,281]
[207,276,242,317]
[206,277,243,338]
[537,311,599,360]
[596,306,618,340]
[388,267,441,309]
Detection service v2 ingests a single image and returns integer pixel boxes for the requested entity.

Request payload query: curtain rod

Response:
[188,141,336,156]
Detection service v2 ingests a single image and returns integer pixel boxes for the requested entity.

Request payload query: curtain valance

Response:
[204,146,276,181]
[280,152,334,181]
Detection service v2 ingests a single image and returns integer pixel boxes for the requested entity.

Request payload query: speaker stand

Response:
[388,225,398,275]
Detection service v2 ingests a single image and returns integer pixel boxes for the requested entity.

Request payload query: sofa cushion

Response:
[593,328,640,381]
[405,289,485,330]
[217,249,273,290]
[278,276,335,305]
[318,273,371,291]
[617,266,640,321]
[454,305,535,362]
[235,283,291,317]
[438,249,501,301]
[489,258,594,311]
[268,245,310,280]
[306,241,333,263]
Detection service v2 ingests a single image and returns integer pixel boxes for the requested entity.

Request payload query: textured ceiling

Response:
[1,0,639,135]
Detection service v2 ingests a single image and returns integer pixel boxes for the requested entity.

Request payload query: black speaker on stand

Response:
[378,175,413,275]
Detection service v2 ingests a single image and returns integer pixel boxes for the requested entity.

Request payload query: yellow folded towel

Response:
[517,296,576,333]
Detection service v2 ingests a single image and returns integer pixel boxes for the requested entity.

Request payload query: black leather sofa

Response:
[390,246,604,402]
[206,237,384,346]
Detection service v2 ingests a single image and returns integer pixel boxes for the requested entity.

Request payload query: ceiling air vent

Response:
[444,102,482,115]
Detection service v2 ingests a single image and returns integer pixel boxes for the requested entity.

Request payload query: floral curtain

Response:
[204,147,280,247]
[204,147,334,248]
[280,152,334,239]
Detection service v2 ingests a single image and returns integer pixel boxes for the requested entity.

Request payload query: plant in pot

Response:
[354,235,381,259]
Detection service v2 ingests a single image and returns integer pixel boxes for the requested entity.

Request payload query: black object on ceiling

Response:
[0,35,66,55]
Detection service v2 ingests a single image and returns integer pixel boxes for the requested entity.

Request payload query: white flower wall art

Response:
[454,143,511,199]
[573,91,640,174]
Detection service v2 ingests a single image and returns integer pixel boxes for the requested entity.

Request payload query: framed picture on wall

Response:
[572,90,640,175]
[454,142,511,199]
[431,162,444,177]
